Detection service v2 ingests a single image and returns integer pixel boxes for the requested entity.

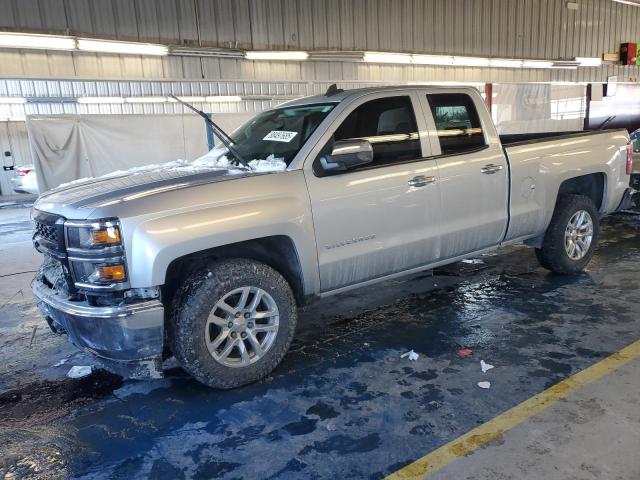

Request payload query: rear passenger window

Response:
[334,96,421,166]
[427,93,486,155]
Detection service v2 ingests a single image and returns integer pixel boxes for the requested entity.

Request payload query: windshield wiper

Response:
[169,95,252,170]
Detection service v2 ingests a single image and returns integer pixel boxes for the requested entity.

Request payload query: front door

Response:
[304,92,442,292]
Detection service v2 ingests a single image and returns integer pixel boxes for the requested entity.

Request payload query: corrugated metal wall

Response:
[0,78,411,118]
[1,0,639,83]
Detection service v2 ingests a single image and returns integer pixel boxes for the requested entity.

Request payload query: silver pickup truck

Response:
[31,86,633,388]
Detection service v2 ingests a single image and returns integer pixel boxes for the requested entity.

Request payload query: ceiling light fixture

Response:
[551,61,580,69]
[0,97,27,104]
[489,59,524,68]
[245,51,309,61]
[363,52,572,69]
[205,96,243,102]
[522,60,555,68]
[78,96,243,104]
[0,32,76,51]
[171,46,244,58]
[77,38,168,56]
[124,96,168,103]
[77,97,125,104]
[363,52,413,64]
[168,96,207,103]
[611,0,640,6]
[411,54,454,65]
[453,56,491,67]
[575,57,603,67]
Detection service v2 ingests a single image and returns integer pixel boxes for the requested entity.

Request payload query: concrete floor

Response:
[0,203,639,479]
[433,357,640,480]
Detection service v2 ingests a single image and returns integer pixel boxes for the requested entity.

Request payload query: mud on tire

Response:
[535,194,600,275]
[170,258,297,389]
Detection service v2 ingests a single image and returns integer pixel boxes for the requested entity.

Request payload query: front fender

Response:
[116,173,319,295]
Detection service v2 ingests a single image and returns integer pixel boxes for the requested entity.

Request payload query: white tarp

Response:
[26,113,252,191]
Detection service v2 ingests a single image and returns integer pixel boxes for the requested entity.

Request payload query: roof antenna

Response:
[325,83,344,96]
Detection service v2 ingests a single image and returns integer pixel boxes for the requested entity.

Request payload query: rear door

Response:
[304,91,442,292]
[419,90,508,258]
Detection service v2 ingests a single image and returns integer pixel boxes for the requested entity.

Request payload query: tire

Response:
[535,194,600,275]
[170,258,297,389]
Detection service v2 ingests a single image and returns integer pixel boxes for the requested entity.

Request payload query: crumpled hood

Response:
[33,154,287,219]
[36,167,238,211]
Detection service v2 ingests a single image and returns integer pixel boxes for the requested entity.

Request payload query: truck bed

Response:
[499,130,606,146]
[500,127,630,244]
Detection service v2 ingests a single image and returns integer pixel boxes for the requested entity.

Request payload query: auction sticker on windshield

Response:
[263,131,298,142]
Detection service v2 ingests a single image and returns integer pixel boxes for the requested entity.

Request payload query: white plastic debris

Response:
[477,381,491,389]
[400,350,420,361]
[207,271,213,278]
[53,358,68,367]
[480,360,495,373]
[67,366,92,379]
[461,259,484,264]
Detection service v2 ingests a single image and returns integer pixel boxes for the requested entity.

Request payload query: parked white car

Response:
[10,165,39,194]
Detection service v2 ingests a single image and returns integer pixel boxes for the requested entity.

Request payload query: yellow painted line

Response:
[387,339,640,480]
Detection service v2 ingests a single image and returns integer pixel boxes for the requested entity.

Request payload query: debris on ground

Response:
[477,381,491,389]
[29,325,38,346]
[461,259,484,264]
[400,350,419,361]
[52,358,68,367]
[67,366,92,379]
[363,342,370,347]
[457,348,473,358]
[480,360,495,373]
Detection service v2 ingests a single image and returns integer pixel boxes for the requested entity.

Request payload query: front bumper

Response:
[33,278,165,378]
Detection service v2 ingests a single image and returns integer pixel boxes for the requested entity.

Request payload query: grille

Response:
[33,211,65,253]
[35,221,58,244]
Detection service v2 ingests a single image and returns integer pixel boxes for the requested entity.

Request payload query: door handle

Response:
[480,164,504,174]
[408,175,436,187]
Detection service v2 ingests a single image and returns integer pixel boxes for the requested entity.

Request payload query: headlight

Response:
[65,220,121,249]
[65,219,128,289]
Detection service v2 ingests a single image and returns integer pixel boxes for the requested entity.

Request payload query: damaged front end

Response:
[31,210,165,379]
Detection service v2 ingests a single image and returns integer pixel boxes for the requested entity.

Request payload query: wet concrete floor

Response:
[1,208,640,479]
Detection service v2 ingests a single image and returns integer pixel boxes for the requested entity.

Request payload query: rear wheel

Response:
[171,258,297,389]
[535,194,599,274]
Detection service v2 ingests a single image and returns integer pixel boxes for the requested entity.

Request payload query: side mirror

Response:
[320,139,373,172]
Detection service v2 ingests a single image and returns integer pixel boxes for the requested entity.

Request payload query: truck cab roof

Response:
[281,84,479,108]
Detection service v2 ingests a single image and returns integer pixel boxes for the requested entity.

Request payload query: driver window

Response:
[333,96,422,167]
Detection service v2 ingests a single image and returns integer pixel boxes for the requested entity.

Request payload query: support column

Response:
[484,82,493,113]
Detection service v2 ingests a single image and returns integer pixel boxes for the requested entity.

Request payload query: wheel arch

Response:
[525,172,606,248]
[556,172,606,211]
[163,235,307,308]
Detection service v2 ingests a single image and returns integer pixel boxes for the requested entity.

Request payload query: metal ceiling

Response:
[0,0,639,84]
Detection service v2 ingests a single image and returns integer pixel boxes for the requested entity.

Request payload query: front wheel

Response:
[535,194,600,275]
[171,258,297,389]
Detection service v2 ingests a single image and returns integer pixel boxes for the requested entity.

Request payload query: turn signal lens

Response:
[91,226,121,245]
[97,264,126,281]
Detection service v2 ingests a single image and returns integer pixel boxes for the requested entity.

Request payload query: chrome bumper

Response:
[33,278,165,375]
